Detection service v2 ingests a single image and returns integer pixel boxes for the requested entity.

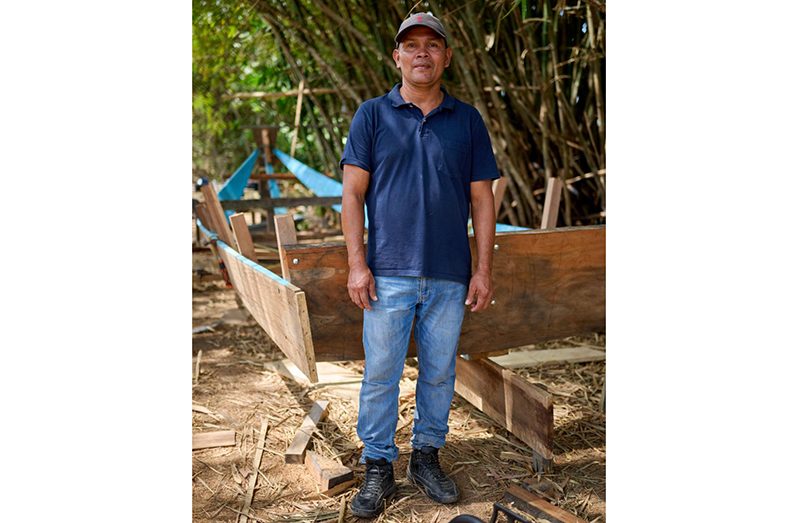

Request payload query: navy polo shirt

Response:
[340,83,501,286]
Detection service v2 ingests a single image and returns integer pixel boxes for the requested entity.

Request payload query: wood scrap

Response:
[193,430,236,450]
[505,483,588,523]
[454,356,554,469]
[194,350,202,384]
[322,478,357,498]
[285,400,329,464]
[239,419,269,523]
[541,177,564,229]
[490,347,605,369]
[304,451,354,490]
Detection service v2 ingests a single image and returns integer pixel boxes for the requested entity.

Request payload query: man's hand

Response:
[347,263,378,310]
[465,270,493,313]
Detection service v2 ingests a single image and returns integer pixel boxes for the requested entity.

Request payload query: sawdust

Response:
[192,250,605,522]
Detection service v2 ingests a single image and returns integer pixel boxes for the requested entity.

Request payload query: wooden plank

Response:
[274,214,298,281]
[194,202,212,230]
[540,177,563,229]
[492,176,509,216]
[489,347,605,369]
[215,241,318,382]
[239,420,269,523]
[230,213,257,261]
[454,356,554,467]
[321,478,357,497]
[285,401,329,464]
[304,451,354,491]
[192,430,236,450]
[249,172,297,180]
[505,484,588,523]
[221,196,342,212]
[461,349,509,361]
[200,184,234,246]
[280,226,605,361]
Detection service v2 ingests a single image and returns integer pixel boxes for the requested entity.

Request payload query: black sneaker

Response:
[350,457,398,518]
[406,446,460,504]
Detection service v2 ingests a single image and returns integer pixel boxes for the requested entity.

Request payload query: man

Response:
[340,12,500,518]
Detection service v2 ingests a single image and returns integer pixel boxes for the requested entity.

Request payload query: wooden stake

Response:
[290,79,305,158]
[230,213,257,261]
[194,349,202,385]
[540,177,563,229]
[285,400,329,464]
[492,176,509,217]
[239,420,269,523]
[200,184,234,246]
[274,214,298,281]
[194,202,212,230]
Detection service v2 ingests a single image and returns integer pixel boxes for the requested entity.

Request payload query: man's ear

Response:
[392,48,401,68]
[444,47,453,68]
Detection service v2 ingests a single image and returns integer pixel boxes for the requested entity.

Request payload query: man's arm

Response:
[342,164,377,310]
[465,180,496,312]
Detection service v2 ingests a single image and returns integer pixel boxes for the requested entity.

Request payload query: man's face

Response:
[392,26,452,87]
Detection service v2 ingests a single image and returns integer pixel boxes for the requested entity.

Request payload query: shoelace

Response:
[362,463,389,498]
[418,452,449,482]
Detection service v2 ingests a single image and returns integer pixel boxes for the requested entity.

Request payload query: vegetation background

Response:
[193,0,605,228]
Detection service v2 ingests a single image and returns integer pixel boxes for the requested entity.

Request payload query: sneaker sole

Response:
[406,467,459,504]
[349,484,398,518]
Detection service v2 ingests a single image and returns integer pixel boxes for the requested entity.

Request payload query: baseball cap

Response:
[394,12,448,46]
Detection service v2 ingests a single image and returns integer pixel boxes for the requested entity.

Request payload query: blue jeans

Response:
[357,276,468,463]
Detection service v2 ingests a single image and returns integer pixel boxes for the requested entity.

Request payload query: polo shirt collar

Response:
[388,83,456,111]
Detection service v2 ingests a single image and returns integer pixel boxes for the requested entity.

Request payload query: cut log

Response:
[454,357,553,469]
[304,451,354,491]
[285,400,330,464]
[192,430,236,450]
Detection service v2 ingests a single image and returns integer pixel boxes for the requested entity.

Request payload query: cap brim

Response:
[394,23,447,44]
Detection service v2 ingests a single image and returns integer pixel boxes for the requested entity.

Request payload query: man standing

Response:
[340,12,500,518]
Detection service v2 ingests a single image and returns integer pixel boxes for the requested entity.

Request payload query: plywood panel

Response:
[216,240,318,382]
[281,226,605,361]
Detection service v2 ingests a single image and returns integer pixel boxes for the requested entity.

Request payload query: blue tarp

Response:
[218,149,259,202]
[273,148,343,213]
[218,149,287,219]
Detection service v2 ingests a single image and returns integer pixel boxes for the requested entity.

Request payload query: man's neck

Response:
[399,82,443,108]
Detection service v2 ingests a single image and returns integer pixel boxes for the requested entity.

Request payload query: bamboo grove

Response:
[194,0,606,227]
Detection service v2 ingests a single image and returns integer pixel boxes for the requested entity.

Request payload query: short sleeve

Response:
[339,103,373,172]
[469,110,501,182]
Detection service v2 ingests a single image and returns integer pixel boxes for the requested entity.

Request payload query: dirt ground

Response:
[192,249,605,523]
